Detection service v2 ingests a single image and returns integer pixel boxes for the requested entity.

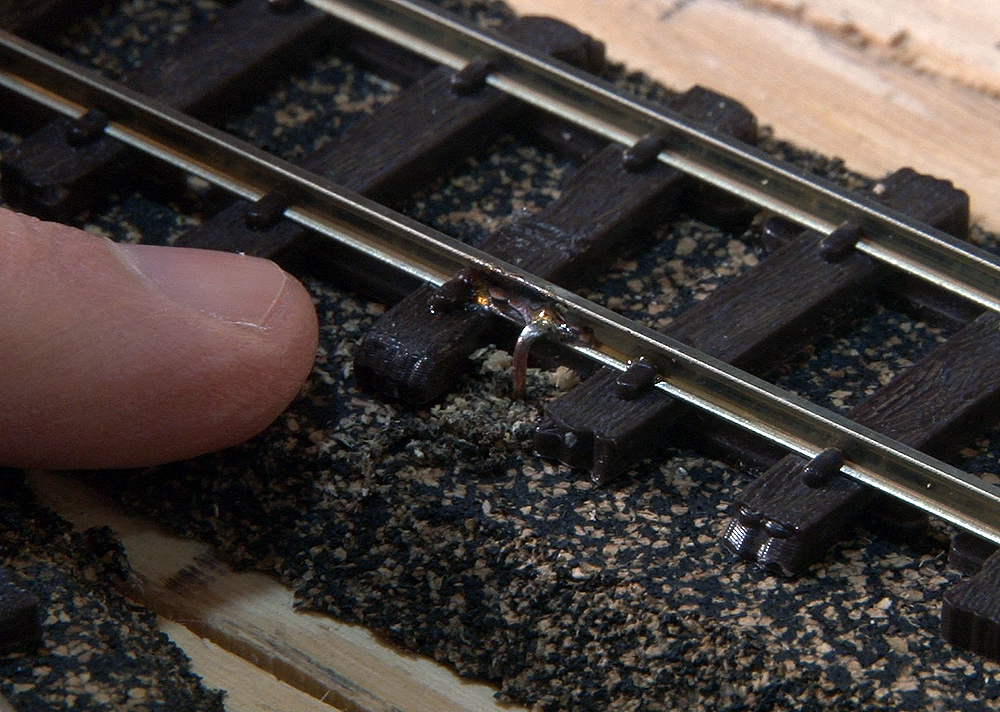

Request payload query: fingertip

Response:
[0,208,319,469]
[222,261,320,444]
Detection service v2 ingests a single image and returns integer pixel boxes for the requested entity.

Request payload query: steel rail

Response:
[2,29,1000,544]
[308,0,1000,315]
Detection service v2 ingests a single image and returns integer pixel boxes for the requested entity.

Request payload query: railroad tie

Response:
[726,302,1000,572]
[725,332,1000,573]
[722,213,1000,577]
[943,549,1000,661]
[353,86,757,403]
[173,15,606,299]
[940,469,1000,660]
[535,169,968,484]
[1,0,334,220]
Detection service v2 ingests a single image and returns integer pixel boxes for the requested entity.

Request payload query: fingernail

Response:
[113,243,291,327]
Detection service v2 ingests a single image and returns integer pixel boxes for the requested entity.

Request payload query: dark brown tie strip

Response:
[727,300,1000,577]
[533,228,880,481]
[308,16,604,203]
[174,16,604,276]
[943,550,1000,661]
[718,173,983,572]
[534,170,960,483]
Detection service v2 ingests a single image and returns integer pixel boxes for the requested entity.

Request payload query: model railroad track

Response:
[3,0,1000,667]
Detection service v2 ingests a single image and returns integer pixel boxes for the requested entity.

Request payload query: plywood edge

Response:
[159,619,343,712]
[26,471,522,712]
